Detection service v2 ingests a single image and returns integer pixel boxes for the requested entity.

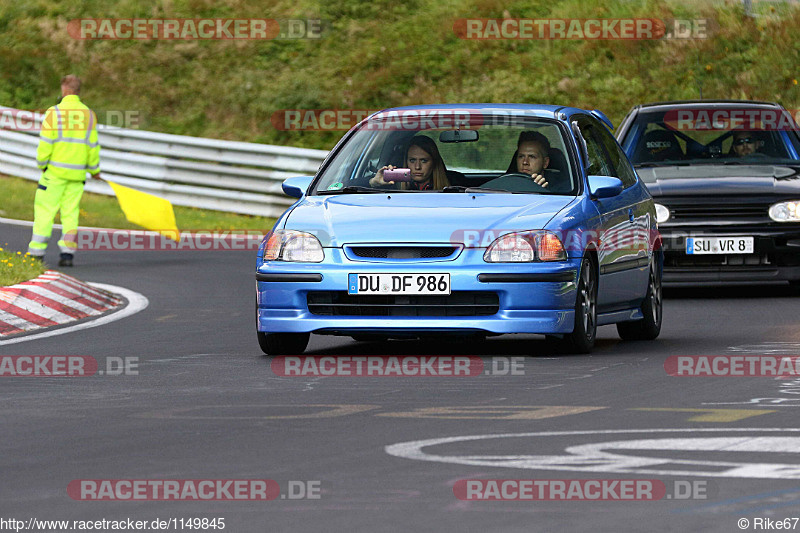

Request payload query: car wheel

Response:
[617,257,662,341]
[560,256,597,354]
[257,332,310,355]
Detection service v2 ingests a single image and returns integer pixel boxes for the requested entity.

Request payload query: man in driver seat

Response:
[482,131,569,192]
[514,131,550,180]
[731,130,765,157]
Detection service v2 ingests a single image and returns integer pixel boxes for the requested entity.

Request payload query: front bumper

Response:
[660,226,800,282]
[256,248,580,335]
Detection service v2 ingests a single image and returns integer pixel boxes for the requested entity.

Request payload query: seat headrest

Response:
[636,130,684,162]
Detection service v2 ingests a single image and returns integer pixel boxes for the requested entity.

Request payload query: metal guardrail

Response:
[0,106,329,217]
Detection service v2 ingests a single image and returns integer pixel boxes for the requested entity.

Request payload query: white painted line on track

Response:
[0,283,148,346]
[385,428,800,479]
[728,342,800,354]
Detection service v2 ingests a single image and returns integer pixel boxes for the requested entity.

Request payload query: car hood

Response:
[637,165,800,196]
[285,193,577,246]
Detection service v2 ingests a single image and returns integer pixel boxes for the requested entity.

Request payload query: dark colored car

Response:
[617,100,800,285]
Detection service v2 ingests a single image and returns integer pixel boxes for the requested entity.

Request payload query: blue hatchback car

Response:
[256,104,662,354]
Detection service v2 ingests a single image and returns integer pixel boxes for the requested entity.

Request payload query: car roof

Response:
[634,100,782,112]
[367,103,593,120]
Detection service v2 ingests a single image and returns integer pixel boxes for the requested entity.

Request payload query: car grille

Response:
[307,291,499,316]
[347,246,458,259]
[667,202,769,221]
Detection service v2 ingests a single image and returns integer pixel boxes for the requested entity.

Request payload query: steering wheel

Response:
[491,172,549,188]
[495,172,548,182]
[499,172,532,178]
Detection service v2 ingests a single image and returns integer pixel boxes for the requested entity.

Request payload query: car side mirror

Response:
[588,175,624,199]
[282,176,314,198]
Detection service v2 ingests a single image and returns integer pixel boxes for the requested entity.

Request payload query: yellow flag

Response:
[107,181,179,241]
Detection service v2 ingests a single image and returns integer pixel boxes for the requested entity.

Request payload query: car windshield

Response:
[311,111,577,195]
[622,108,800,167]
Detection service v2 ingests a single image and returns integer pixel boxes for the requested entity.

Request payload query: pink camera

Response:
[383,168,412,182]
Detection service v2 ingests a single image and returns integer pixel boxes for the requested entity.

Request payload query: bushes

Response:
[1,0,798,150]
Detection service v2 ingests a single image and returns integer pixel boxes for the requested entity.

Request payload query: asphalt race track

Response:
[2,220,800,532]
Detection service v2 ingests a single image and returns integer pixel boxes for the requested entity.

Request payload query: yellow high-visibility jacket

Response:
[36,94,100,181]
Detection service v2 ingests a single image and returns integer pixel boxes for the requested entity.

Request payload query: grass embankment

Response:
[1,0,799,150]
[0,175,275,231]
[0,248,46,286]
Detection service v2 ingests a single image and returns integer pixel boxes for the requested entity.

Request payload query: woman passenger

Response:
[369,136,450,190]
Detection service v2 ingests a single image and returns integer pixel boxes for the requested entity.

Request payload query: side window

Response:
[591,120,638,187]
[576,117,614,176]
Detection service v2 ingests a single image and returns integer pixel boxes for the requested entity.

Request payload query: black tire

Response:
[559,256,597,354]
[257,332,310,355]
[617,257,662,341]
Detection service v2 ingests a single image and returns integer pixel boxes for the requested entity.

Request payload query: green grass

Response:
[0,174,276,231]
[0,247,46,286]
[1,0,799,151]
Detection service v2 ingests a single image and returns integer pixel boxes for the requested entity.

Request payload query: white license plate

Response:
[348,273,451,295]
[686,236,754,255]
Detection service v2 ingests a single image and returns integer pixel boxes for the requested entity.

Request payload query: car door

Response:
[577,115,650,312]
[592,118,653,287]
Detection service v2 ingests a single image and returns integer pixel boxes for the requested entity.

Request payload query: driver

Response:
[480,131,567,192]
[513,131,551,184]
[731,131,765,157]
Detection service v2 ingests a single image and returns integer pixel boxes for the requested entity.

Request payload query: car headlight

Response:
[483,231,567,262]
[263,230,324,262]
[769,201,800,222]
[654,203,670,224]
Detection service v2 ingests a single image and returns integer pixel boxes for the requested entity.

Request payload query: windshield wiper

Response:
[441,186,510,194]
[318,186,389,195]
